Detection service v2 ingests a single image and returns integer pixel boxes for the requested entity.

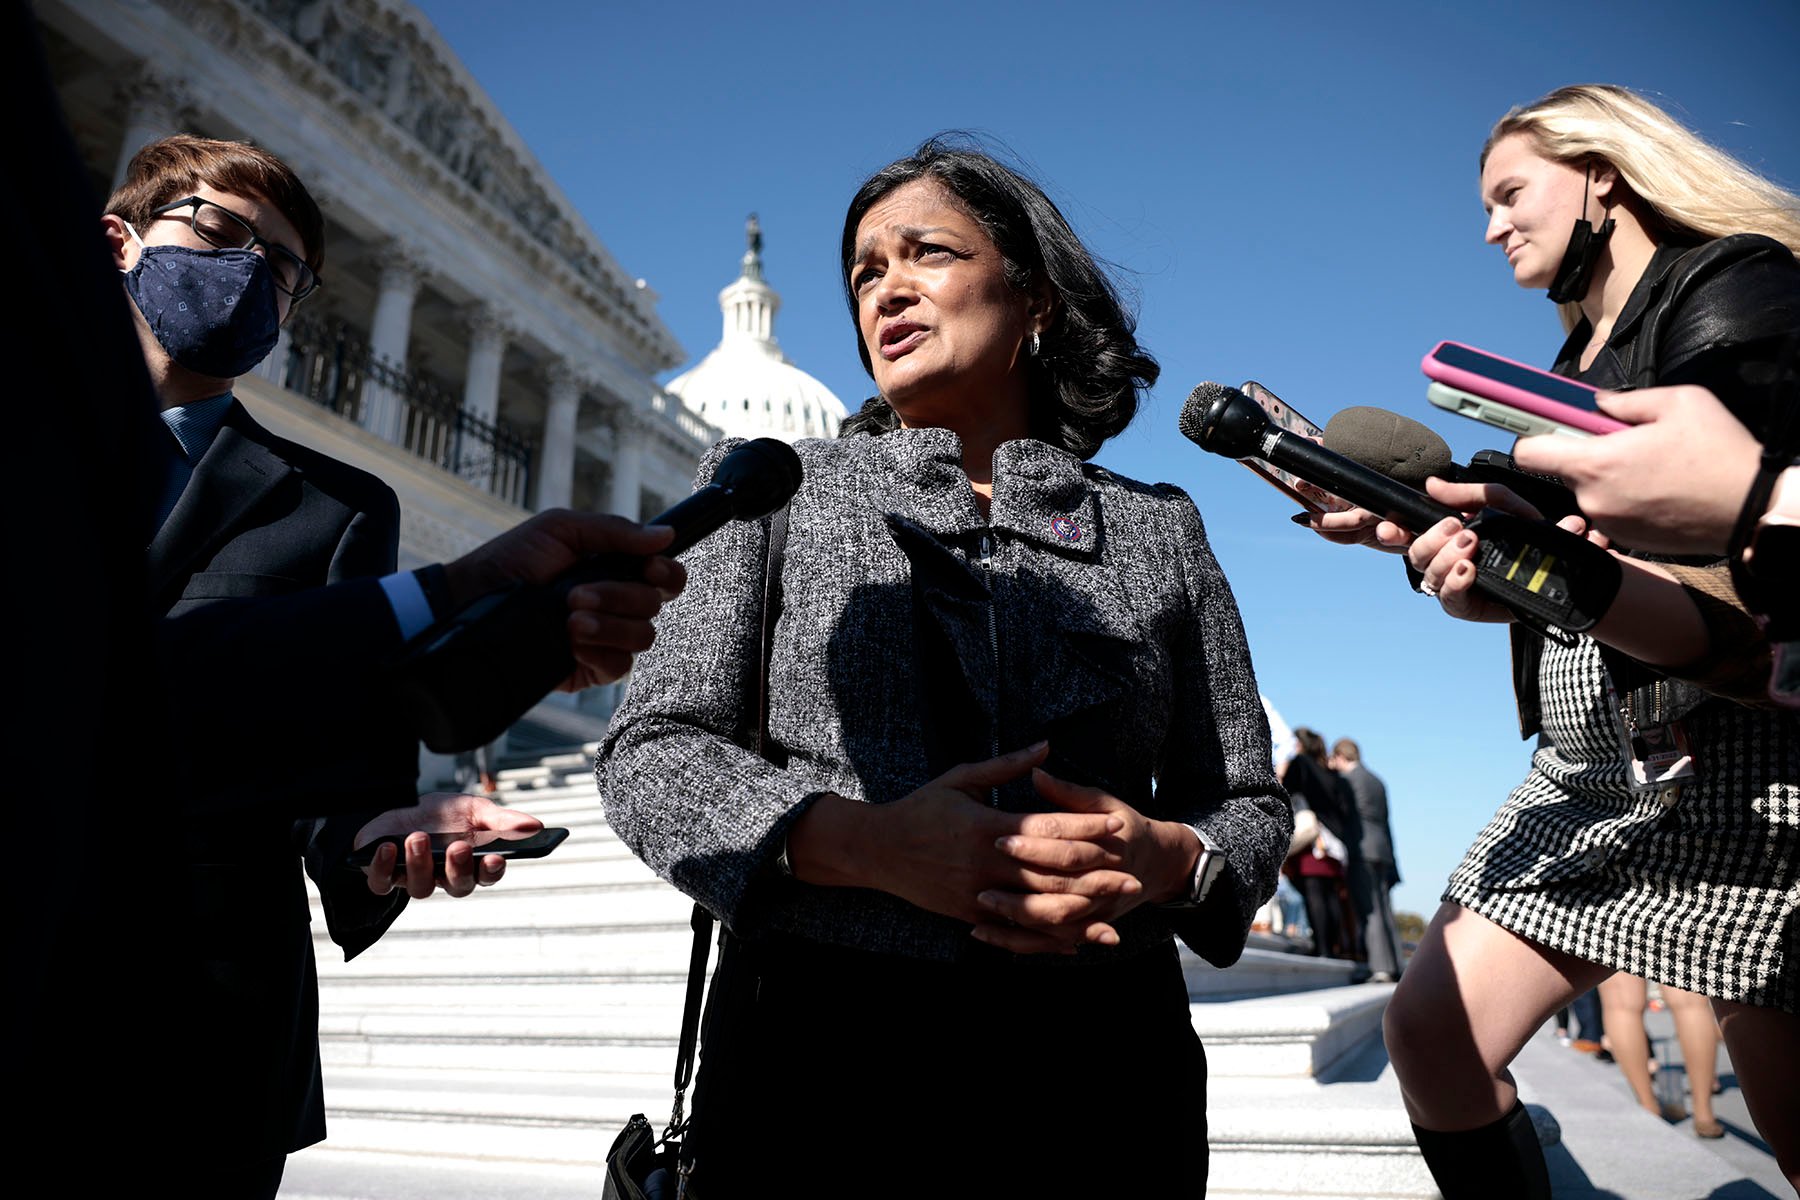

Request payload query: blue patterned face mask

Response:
[121,223,281,379]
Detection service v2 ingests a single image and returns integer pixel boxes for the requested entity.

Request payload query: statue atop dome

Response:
[742,213,763,282]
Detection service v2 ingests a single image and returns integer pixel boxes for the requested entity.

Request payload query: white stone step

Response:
[305,1045,1430,1187]
[302,746,1433,1195]
[323,926,698,978]
[500,767,603,793]
[329,885,692,935]
[316,976,691,1010]
[316,980,1392,1100]
[1192,983,1392,1078]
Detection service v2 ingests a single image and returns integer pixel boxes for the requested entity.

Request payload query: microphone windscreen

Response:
[1179,382,1236,445]
[1322,407,1453,488]
[714,437,803,517]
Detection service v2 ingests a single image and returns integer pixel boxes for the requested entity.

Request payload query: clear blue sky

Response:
[417,0,1799,920]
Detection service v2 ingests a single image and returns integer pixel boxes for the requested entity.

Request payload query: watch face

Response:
[1191,847,1226,902]
[1743,519,1799,636]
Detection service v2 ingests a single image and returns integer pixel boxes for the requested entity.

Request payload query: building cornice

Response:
[141,0,683,372]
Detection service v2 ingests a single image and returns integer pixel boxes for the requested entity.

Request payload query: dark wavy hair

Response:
[837,136,1159,460]
[1294,727,1330,767]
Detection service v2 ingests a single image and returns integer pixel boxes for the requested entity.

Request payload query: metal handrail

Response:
[275,316,536,506]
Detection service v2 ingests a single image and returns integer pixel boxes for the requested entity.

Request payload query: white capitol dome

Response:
[667,216,847,442]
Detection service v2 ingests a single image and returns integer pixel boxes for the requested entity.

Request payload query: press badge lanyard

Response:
[1604,674,1696,805]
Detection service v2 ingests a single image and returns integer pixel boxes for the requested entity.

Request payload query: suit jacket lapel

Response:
[145,403,292,610]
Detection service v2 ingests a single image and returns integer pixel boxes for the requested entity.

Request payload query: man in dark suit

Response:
[1331,738,1404,982]
[106,133,547,1194]
[16,27,683,1189]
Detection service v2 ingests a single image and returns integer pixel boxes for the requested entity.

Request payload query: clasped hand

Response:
[857,742,1200,956]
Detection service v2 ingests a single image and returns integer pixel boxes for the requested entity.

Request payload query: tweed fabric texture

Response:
[599,429,1292,967]
[1445,636,1798,1010]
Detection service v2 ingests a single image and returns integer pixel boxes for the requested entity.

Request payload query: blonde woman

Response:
[1318,85,1799,1196]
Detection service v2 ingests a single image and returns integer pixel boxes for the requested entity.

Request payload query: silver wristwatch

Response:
[1162,828,1225,909]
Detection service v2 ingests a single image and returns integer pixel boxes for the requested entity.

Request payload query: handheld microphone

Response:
[1181,383,1620,636]
[1321,407,1454,489]
[390,437,803,752]
[1180,383,1457,535]
[1319,406,1580,520]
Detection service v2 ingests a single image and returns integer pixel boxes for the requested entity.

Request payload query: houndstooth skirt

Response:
[1444,637,1798,1011]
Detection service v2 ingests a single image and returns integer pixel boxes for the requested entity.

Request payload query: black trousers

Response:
[687,934,1209,1198]
[1299,875,1345,958]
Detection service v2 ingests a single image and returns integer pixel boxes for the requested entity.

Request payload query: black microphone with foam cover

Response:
[1321,406,1581,519]
[1322,407,1454,489]
[390,437,803,752]
[1182,384,1623,635]
[1180,383,1457,535]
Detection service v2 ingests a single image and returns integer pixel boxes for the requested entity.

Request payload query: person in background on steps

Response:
[1331,737,1403,982]
[1599,975,1727,1137]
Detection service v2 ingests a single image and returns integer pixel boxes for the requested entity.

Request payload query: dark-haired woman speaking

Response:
[600,140,1291,1195]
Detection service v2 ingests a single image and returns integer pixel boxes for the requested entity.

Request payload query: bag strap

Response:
[664,904,712,1138]
[665,502,792,1142]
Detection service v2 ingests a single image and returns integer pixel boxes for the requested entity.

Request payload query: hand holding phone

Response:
[348,791,557,899]
[1422,340,1629,438]
[345,826,569,868]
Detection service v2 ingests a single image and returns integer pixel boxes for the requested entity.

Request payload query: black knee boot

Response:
[1411,1100,1551,1200]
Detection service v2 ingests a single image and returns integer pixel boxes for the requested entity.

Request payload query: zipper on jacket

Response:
[978,532,1000,806]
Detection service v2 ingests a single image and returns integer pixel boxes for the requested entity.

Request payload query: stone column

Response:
[255,325,293,387]
[456,307,511,488]
[257,172,333,389]
[460,306,509,428]
[533,362,582,511]
[607,408,644,521]
[112,69,193,190]
[360,245,425,443]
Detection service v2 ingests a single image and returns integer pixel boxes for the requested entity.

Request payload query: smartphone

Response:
[1236,380,1355,513]
[344,826,570,868]
[1427,383,1600,440]
[1421,340,1627,437]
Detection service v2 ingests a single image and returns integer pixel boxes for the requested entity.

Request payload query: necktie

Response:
[150,424,194,534]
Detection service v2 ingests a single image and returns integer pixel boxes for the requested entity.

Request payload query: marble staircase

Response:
[303,747,1433,1194]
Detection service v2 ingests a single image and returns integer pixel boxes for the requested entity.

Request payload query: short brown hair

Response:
[107,135,325,274]
[1331,738,1361,764]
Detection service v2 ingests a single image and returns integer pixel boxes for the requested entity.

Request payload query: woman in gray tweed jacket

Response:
[599,139,1291,1197]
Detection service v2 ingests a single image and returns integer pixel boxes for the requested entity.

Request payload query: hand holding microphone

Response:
[1181,383,1622,637]
[391,437,803,751]
[1405,478,1603,624]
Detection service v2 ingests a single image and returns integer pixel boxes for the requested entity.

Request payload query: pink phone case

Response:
[1421,340,1627,435]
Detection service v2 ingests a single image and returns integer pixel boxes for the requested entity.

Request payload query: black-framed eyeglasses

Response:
[149,196,320,302]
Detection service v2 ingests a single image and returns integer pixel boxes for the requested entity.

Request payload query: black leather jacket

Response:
[1512,234,1800,736]
[1553,233,1800,435]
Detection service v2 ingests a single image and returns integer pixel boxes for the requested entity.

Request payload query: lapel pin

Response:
[1050,515,1082,543]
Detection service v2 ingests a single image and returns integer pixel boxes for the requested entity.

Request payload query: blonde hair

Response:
[1482,84,1800,330]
